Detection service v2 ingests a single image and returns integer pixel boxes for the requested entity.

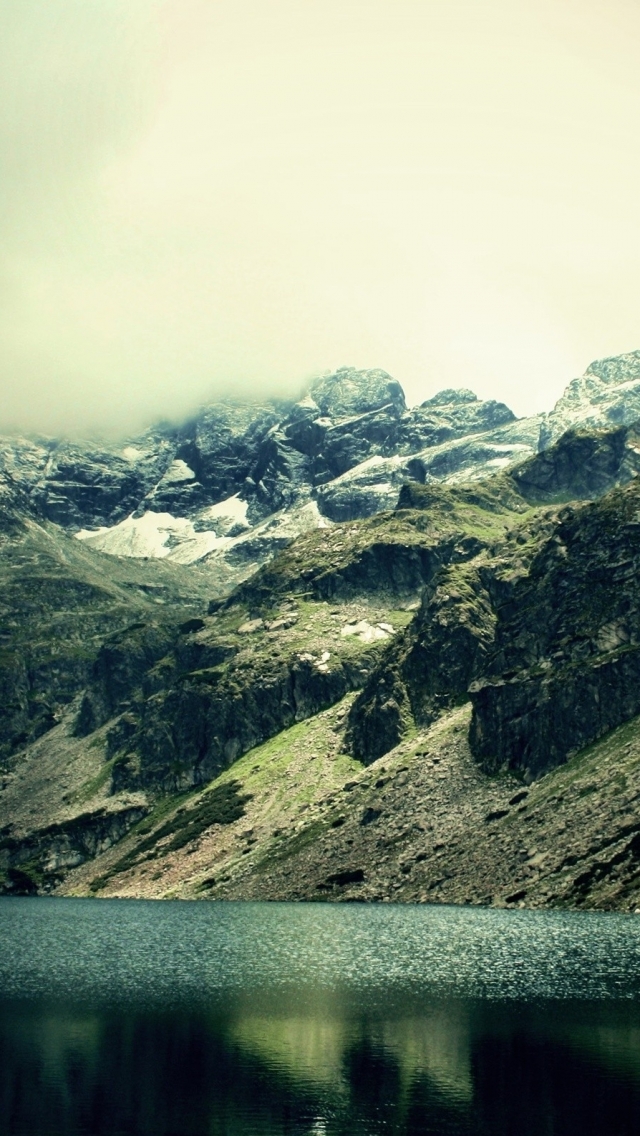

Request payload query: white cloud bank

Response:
[2,0,640,435]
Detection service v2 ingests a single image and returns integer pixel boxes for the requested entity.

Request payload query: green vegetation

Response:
[396,474,531,527]
[64,758,116,807]
[160,781,251,851]
[0,512,213,759]
[90,779,251,892]
[532,715,640,802]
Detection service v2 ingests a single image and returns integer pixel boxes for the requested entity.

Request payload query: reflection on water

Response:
[229,999,474,1101]
[1,899,640,1134]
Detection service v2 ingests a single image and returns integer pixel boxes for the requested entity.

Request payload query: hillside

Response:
[3,352,640,909]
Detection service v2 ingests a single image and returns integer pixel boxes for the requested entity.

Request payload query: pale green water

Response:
[1,898,640,1134]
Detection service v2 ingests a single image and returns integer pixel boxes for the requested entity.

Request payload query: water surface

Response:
[1,898,640,1134]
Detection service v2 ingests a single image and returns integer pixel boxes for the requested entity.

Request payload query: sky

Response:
[1,0,640,437]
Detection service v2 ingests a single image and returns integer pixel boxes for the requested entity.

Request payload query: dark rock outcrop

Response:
[349,472,640,777]
[469,480,640,777]
[345,560,497,762]
[0,805,147,894]
[0,508,211,760]
[513,423,640,503]
[74,621,177,736]
[110,649,377,793]
[346,421,640,768]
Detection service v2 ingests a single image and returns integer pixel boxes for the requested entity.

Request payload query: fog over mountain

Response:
[2,0,640,436]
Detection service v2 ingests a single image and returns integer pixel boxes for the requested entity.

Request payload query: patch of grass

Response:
[526,713,640,808]
[255,815,333,868]
[577,783,598,798]
[134,789,196,834]
[185,666,227,685]
[163,781,251,852]
[65,758,116,806]
[89,693,362,896]
[207,606,250,636]
[90,780,251,891]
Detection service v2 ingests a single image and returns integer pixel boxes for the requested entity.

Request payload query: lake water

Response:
[2,899,640,1135]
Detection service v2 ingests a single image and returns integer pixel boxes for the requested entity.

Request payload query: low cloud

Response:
[2,0,640,437]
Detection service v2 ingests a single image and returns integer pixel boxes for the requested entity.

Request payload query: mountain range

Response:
[3,350,640,910]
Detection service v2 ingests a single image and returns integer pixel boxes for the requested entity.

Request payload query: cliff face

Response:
[2,352,637,564]
[346,422,640,774]
[469,481,640,778]
[5,354,640,908]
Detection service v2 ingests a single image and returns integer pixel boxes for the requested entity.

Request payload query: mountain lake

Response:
[1,898,640,1135]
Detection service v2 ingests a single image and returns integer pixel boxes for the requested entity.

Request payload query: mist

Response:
[2,0,640,437]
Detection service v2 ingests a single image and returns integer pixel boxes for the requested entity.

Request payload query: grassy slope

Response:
[231,476,531,606]
[49,480,532,894]
[0,514,222,735]
[59,695,640,912]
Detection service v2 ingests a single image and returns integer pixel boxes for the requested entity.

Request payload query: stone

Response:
[237,619,265,635]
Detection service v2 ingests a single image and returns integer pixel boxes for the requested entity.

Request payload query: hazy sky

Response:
[2,0,640,436]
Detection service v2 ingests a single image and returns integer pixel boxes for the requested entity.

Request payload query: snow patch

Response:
[121,446,144,462]
[161,459,196,483]
[199,494,249,527]
[329,453,403,487]
[76,511,232,565]
[298,500,331,529]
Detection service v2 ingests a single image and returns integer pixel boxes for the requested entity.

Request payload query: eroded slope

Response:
[54,700,640,913]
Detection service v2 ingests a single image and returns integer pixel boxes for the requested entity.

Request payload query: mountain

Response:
[539,349,640,446]
[0,366,522,573]
[3,351,640,910]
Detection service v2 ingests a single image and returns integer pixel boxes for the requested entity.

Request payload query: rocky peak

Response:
[287,394,321,421]
[308,367,406,419]
[541,350,640,447]
[585,350,640,385]
[4,348,640,583]
[420,388,480,408]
